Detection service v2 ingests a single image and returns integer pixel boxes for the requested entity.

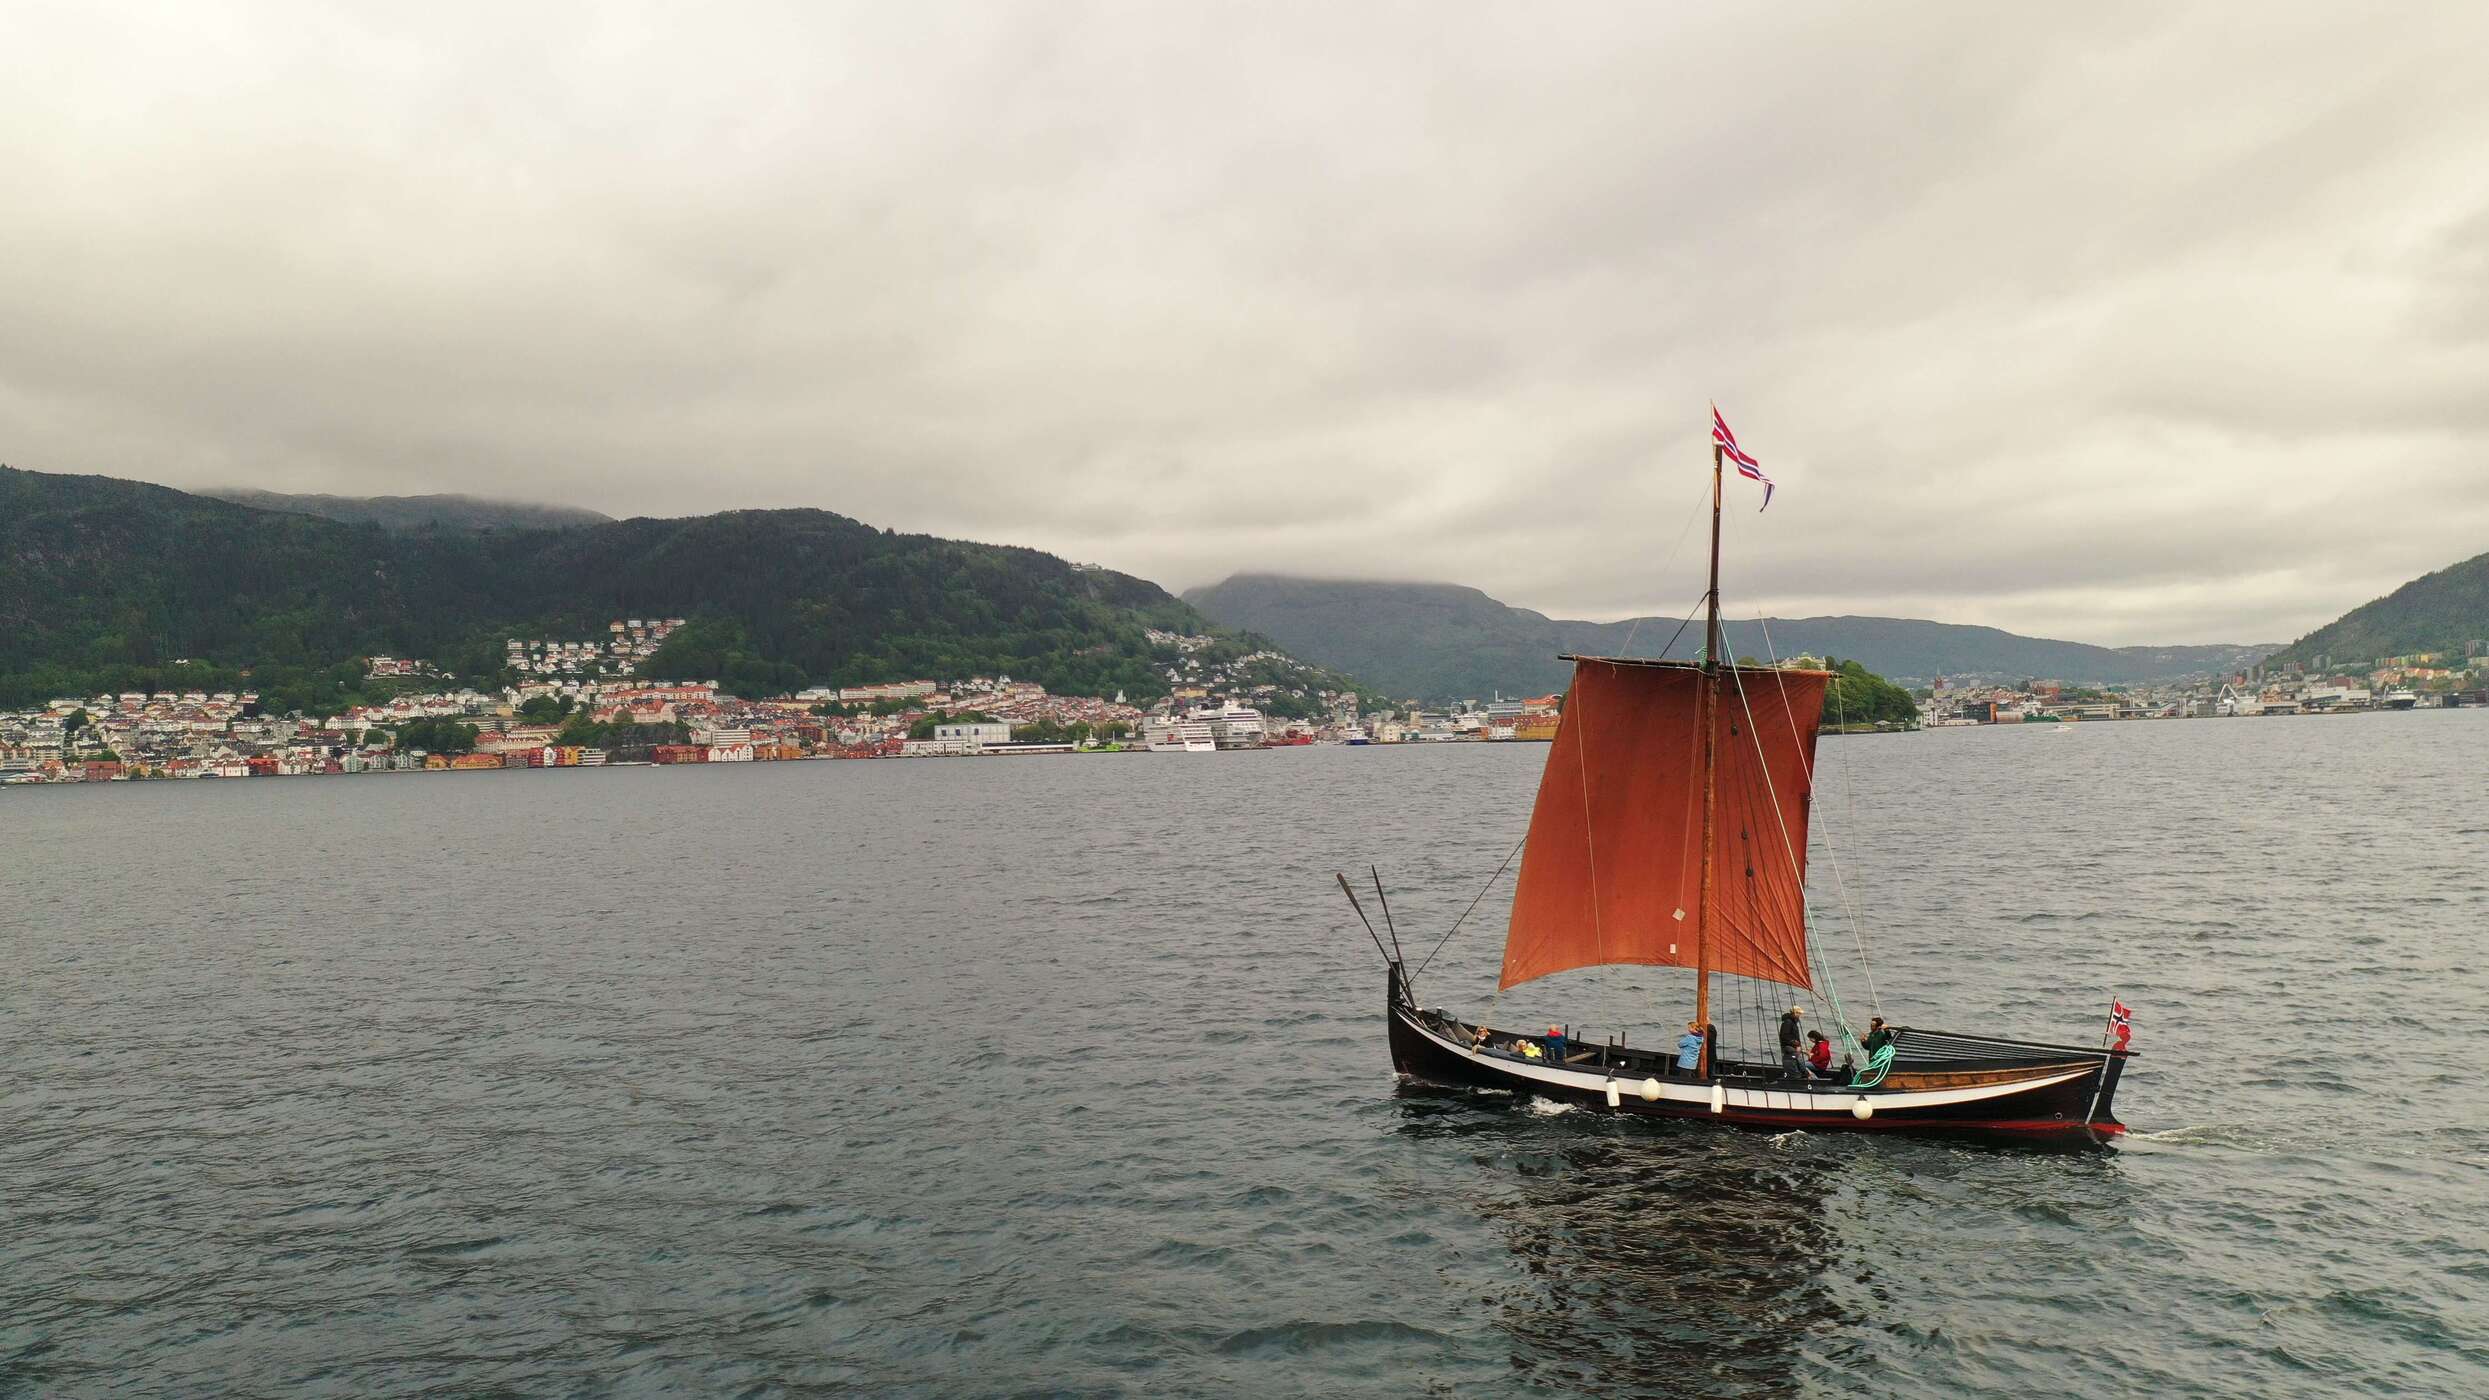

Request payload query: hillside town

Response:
[0,612,1568,784]
[17,628,2484,786]
[1918,648,2489,726]
[0,671,1571,784]
[0,673,1126,783]
[505,617,686,679]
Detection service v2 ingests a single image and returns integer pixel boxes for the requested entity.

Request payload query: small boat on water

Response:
[1363,416,2132,1147]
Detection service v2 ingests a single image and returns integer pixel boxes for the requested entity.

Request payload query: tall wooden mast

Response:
[1695,440,1724,1073]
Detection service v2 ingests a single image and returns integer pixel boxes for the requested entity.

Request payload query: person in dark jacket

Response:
[1861,1016,1895,1057]
[1779,1006,1808,1082]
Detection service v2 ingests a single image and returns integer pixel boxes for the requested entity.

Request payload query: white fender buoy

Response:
[1710,1084,1726,1114]
[1640,1077,1661,1102]
[1852,1096,1874,1120]
[1605,1078,1622,1109]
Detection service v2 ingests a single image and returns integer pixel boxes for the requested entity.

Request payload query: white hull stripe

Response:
[1398,1008,2092,1112]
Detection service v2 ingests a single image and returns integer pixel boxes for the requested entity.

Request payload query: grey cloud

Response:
[5,3,2487,646]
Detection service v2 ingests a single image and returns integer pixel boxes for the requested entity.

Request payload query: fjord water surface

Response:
[5,714,2486,1397]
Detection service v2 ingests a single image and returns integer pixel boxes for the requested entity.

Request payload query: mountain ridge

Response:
[204,487,613,532]
[0,466,1366,714]
[1183,573,2275,699]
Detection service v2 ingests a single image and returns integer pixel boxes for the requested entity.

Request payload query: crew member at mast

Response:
[1779,1006,1809,1083]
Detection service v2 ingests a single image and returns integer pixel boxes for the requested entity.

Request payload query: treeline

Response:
[382,714,689,759]
[1822,657,1919,727]
[553,717,691,758]
[1016,717,1132,744]
[391,717,479,754]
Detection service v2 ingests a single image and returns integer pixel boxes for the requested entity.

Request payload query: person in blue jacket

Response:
[1676,1020,1706,1077]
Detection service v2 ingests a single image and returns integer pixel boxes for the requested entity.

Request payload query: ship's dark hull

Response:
[1387,966,2126,1148]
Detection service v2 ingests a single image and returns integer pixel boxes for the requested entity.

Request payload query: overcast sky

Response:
[7,4,2488,645]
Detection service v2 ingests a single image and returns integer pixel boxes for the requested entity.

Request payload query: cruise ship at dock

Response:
[1141,715,1215,752]
[1141,703,1270,752]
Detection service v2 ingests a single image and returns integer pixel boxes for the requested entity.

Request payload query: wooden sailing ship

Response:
[1371,428,2131,1147]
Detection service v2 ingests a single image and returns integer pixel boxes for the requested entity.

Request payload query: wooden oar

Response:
[1334,871,1392,965]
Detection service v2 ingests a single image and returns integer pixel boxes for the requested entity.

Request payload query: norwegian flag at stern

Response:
[2109,1000,2134,1051]
[1710,406,1775,510]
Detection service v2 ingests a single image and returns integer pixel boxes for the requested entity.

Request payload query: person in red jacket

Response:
[1806,1030,1836,1080]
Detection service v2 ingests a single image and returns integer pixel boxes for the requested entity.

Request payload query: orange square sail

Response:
[1499,658,1829,992]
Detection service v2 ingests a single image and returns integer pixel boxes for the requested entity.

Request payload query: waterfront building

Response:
[932,721,1012,753]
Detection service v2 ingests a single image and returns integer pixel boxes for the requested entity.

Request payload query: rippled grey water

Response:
[5,714,2487,1397]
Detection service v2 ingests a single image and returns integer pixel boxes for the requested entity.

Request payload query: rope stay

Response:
[1721,657,1860,1059]
[1410,832,1527,986]
[1570,667,1606,973]
[1616,477,1718,661]
[1749,612,1884,1024]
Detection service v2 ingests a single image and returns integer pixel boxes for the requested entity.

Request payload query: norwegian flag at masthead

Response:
[1710,406,1775,510]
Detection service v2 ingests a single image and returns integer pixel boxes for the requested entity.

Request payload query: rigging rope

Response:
[1725,655,1865,1059]
[1570,669,1606,972]
[1411,832,1527,985]
[1753,614,1884,1023]
[1615,478,1717,660]
[1654,599,1708,668]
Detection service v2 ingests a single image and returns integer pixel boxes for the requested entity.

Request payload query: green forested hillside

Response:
[1183,576,1579,700]
[1822,658,1920,728]
[2265,549,2489,669]
[0,466,1351,711]
[0,468,521,710]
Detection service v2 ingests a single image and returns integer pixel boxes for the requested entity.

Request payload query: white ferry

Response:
[1201,703,1269,750]
[1141,715,1216,752]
